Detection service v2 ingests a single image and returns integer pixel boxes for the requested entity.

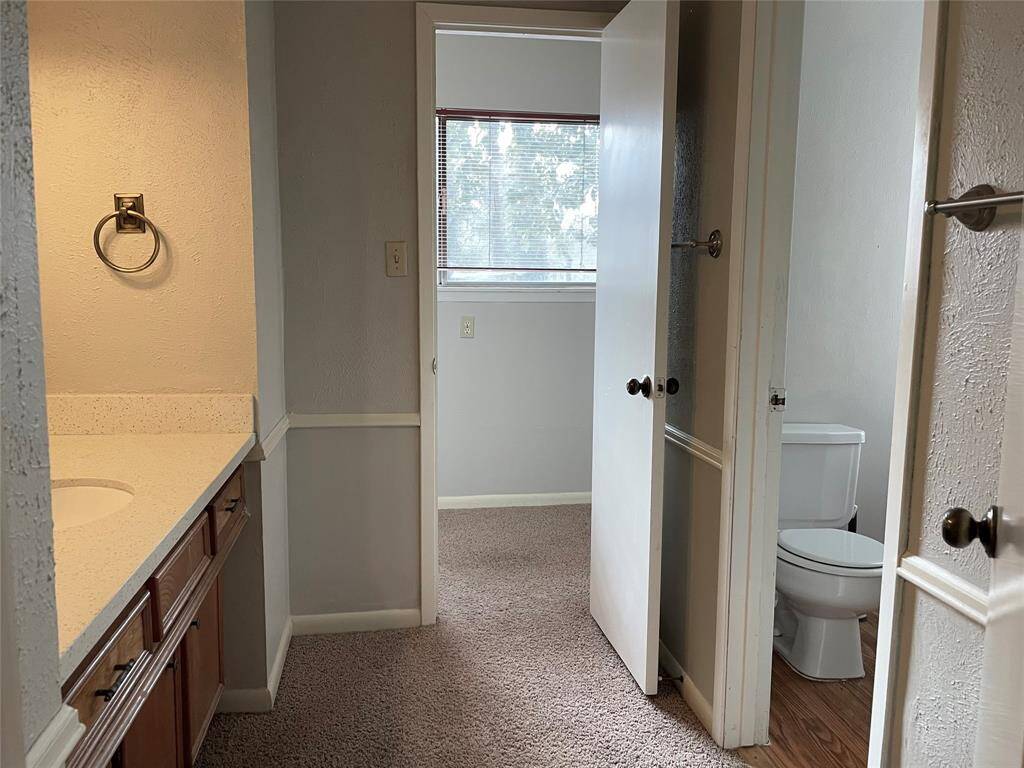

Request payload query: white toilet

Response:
[774,423,883,680]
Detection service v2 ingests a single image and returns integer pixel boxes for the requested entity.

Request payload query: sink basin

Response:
[51,480,134,532]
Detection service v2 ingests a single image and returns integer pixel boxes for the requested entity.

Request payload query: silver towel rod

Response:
[926,184,1023,232]
[672,229,722,259]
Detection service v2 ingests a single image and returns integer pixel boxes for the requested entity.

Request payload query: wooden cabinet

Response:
[66,594,153,734]
[209,470,245,552]
[117,648,183,768]
[64,465,247,768]
[150,515,212,641]
[183,581,223,763]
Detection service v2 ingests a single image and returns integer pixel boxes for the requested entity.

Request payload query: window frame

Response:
[435,108,601,289]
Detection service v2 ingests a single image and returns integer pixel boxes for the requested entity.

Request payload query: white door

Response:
[590,0,679,696]
[974,214,1024,766]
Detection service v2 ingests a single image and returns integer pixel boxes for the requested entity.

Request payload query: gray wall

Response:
[894,2,1024,764]
[275,1,421,617]
[438,299,595,497]
[0,1,62,758]
[287,428,421,615]
[435,33,600,499]
[784,1,922,542]
[244,0,291,675]
[221,0,291,700]
[275,0,622,617]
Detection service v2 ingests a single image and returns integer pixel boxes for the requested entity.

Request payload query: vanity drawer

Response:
[149,514,212,641]
[66,592,152,733]
[209,466,245,552]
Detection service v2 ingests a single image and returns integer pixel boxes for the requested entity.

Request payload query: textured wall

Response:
[1,0,63,754]
[907,0,1024,588]
[785,1,922,542]
[277,1,419,415]
[895,2,1024,764]
[27,1,257,395]
[665,2,738,450]
[660,0,742,709]
[896,589,983,766]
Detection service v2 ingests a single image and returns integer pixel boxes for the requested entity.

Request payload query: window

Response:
[437,109,599,286]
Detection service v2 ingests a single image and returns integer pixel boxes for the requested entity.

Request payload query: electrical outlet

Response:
[385,241,407,277]
[460,316,475,339]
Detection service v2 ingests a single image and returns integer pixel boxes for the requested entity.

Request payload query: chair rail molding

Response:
[664,424,724,470]
[895,555,989,626]
[287,412,421,429]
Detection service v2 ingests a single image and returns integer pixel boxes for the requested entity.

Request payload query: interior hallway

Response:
[199,506,746,767]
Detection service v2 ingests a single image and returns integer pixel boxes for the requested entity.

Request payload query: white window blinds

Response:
[437,111,599,285]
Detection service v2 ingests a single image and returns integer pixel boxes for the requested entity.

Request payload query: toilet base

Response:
[773,604,865,680]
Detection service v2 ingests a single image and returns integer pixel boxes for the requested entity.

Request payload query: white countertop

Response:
[51,431,255,682]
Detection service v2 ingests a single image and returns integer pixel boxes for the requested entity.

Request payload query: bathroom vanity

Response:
[61,463,246,768]
[44,395,257,768]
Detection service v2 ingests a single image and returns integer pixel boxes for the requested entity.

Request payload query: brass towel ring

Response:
[93,198,161,273]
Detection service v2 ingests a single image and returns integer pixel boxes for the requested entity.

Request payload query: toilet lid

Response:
[778,528,883,569]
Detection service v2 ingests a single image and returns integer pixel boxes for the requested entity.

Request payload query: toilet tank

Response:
[779,423,865,529]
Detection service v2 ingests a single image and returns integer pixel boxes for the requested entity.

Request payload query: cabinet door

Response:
[118,648,183,768]
[183,579,223,764]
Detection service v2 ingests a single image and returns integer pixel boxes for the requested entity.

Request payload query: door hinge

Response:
[769,387,786,412]
[432,357,437,375]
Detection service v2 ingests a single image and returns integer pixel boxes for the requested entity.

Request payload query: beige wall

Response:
[28,1,257,395]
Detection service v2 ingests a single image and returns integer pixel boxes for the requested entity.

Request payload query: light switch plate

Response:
[460,315,475,339]
[386,241,408,277]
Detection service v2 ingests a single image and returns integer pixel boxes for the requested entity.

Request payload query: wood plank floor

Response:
[738,614,877,768]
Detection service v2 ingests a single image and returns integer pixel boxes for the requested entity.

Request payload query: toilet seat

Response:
[777,528,883,578]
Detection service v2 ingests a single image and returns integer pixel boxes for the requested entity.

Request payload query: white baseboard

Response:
[219,617,294,713]
[218,686,273,713]
[25,704,84,768]
[438,492,591,510]
[658,640,714,734]
[291,608,421,636]
[268,616,293,704]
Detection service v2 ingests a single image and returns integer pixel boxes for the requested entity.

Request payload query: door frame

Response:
[712,0,804,748]
[414,2,614,627]
[725,0,950,757]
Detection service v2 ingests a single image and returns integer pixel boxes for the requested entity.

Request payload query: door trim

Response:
[713,0,803,748]
[867,4,947,765]
[415,3,614,626]
[721,0,946,756]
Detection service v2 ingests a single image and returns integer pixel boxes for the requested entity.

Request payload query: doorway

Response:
[415,5,746,764]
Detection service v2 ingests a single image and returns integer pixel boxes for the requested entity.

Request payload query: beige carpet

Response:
[199,506,747,767]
